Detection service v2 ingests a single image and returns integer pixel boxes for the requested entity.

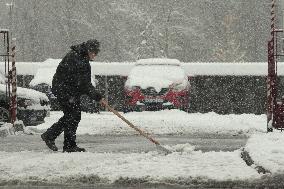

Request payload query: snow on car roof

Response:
[0,84,48,102]
[136,58,181,66]
[126,63,188,91]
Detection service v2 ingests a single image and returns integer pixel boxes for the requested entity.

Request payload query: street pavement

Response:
[2,133,283,188]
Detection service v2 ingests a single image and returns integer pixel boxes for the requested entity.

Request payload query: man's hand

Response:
[99,98,107,106]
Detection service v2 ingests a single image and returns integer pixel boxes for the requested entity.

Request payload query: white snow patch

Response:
[29,110,266,135]
[245,132,284,174]
[0,150,260,184]
[0,123,14,137]
[163,143,195,154]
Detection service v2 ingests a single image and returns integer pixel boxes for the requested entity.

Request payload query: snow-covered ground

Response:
[0,110,283,186]
[29,110,266,136]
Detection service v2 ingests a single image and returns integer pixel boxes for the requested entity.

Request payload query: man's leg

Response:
[62,97,85,152]
[41,96,69,151]
[62,108,81,148]
[41,122,63,151]
[42,118,65,140]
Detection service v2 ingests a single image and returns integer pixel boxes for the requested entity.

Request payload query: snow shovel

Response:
[101,101,171,155]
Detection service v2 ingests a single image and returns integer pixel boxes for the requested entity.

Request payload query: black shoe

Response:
[63,146,86,153]
[41,133,58,151]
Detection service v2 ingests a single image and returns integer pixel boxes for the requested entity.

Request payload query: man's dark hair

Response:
[85,39,100,55]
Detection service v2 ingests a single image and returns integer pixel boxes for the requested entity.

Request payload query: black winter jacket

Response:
[52,43,102,102]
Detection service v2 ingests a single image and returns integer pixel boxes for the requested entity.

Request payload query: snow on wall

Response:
[0,59,60,75]
[1,59,284,77]
[30,69,98,87]
[181,62,281,76]
[29,67,56,86]
[136,58,180,65]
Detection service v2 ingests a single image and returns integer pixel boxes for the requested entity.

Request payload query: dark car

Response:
[0,84,50,126]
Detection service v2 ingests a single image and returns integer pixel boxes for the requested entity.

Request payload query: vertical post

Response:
[104,75,109,111]
[5,31,11,100]
[3,31,8,99]
[267,0,276,132]
[10,39,17,125]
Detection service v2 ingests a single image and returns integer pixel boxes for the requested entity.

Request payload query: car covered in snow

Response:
[124,58,190,112]
[0,74,50,126]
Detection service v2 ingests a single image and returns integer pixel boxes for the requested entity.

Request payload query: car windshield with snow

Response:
[124,58,190,112]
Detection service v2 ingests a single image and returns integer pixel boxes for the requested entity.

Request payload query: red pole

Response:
[10,40,17,125]
[267,0,276,132]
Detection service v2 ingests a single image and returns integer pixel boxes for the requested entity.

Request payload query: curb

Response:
[240,148,271,174]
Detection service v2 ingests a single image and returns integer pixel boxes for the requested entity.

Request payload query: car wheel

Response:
[0,107,10,123]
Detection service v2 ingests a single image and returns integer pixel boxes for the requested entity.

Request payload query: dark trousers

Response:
[44,95,81,148]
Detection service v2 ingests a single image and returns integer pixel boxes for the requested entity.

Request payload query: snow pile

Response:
[28,110,266,136]
[0,149,260,185]
[0,123,14,137]
[244,132,284,174]
[163,143,195,154]
[0,121,28,137]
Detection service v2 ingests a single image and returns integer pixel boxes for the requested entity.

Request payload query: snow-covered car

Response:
[124,58,190,112]
[0,83,50,126]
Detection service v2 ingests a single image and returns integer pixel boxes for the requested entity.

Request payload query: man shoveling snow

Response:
[41,39,107,153]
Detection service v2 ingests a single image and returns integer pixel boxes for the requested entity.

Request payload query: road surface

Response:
[0,133,246,153]
[1,133,283,188]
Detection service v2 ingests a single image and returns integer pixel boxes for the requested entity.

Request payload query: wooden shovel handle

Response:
[103,103,160,145]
